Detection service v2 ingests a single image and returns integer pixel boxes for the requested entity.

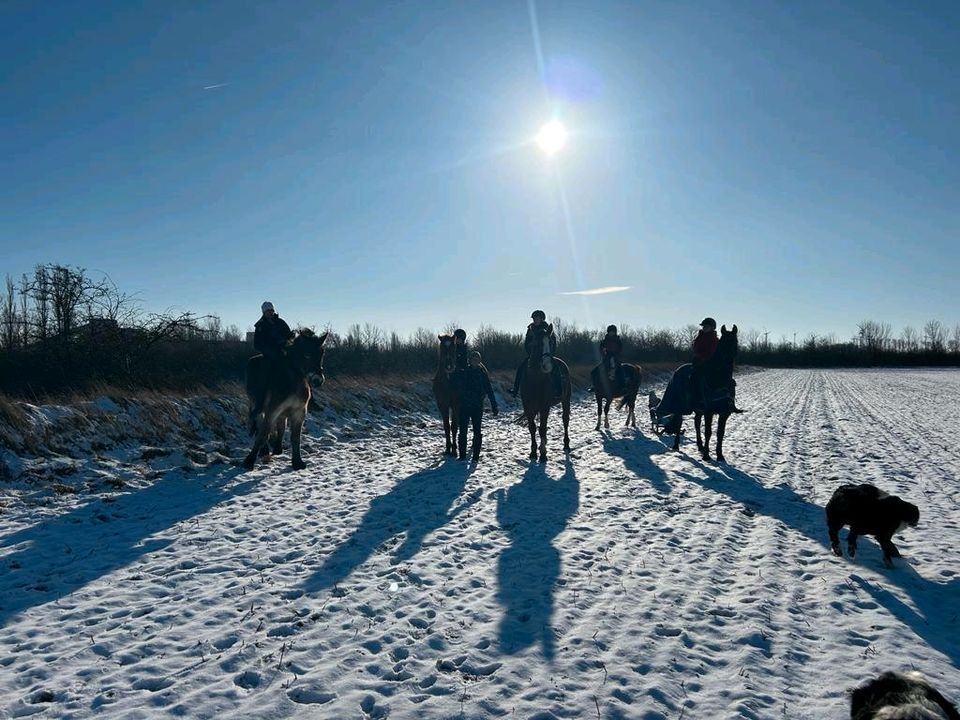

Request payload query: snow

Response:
[1,369,958,718]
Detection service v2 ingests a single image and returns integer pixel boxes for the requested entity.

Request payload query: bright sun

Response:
[536,120,568,155]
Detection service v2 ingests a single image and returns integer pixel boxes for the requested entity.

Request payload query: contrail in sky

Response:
[203,83,228,90]
[560,286,631,296]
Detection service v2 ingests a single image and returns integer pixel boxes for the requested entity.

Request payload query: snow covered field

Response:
[1,368,958,719]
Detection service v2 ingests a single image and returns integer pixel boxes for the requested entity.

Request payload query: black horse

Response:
[652,324,742,461]
[589,362,642,430]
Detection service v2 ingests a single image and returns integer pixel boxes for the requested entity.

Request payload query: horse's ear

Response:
[547,323,554,333]
[438,335,443,341]
[721,324,727,334]
[731,324,738,334]
[319,331,329,346]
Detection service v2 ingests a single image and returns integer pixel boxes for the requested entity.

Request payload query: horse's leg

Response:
[244,411,275,469]
[440,404,453,455]
[538,408,548,463]
[451,400,460,458]
[695,412,704,454]
[604,397,612,429]
[702,413,713,461]
[716,412,728,463]
[527,408,538,460]
[562,399,571,453]
[290,409,307,470]
[672,418,682,452]
[271,414,285,455]
[595,392,603,431]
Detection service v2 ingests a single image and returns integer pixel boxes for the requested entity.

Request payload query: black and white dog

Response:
[851,671,959,720]
[825,483,919,567]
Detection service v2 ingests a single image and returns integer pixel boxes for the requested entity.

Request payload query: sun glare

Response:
[536,120,568,156]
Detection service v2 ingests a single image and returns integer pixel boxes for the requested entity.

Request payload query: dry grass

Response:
[0,394,30,434]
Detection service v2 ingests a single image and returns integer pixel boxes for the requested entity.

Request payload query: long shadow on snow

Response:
[301,458,478,593]
[0,466,254,628]
[673,460,960,666]
[496,459,579,661]
[601,429,672,494]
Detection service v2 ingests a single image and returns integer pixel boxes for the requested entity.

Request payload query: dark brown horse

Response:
[520,324,572,462]
[692,324,742,462]
[243,329,328,470]
[590,362,642,430]
[432,334,460,456]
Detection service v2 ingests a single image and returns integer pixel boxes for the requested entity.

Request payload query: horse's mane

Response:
[295,327,316,339]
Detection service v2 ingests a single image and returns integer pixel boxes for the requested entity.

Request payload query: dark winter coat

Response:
[600,333,623,362]
[254,315,294,356]
[455,343,469,370]
[523,323,557,357]
[457,365,498,411]
[692,329,718,364]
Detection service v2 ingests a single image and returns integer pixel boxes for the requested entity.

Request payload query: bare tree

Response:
[18,274,30,345]
[950,324,960,354]
[673,324,699,351]
[31,264,51,342]
[361,322,385,349]
[223,324,243,342]
[44,264,113,338]
[901,326,918,352]
[1,274,17,350]
[923,319,946,353]
[857,320,891,353]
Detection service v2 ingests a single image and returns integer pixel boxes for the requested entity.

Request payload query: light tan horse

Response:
[243,329,328,470]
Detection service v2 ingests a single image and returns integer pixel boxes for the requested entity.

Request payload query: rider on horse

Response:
[453,328,468,370]
[509,310,562,398]
[599,324,624,388]
[254,301,294,362]
[691,317,718,406]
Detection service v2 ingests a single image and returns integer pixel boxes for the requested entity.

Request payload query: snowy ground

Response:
[1,369,958,719]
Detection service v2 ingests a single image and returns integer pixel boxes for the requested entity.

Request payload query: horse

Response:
[432,334,460,456]
[520,323,572,462]
[653,324,742,461]
[243,329,328,471]
[589,361,642,430]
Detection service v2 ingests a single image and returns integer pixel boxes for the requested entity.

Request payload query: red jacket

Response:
[692,329,718,364]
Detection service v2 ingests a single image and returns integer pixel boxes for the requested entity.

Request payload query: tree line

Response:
[1,265,958,397]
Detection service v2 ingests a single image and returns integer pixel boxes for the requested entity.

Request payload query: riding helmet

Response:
[607,324,617,334]
[454,328,466,340]
[700,317,717,329]
[531,310,546,321]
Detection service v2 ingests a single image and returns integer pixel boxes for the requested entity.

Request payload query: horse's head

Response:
[291,328,329,374]
[437,334,456,374]
[717,324,739,364]
[530,323,555,374]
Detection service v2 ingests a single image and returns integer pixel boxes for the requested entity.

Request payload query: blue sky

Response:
[2,0,957,341]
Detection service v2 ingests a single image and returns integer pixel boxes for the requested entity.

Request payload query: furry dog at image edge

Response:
[825,483,919,568]
[850,671,959,720]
